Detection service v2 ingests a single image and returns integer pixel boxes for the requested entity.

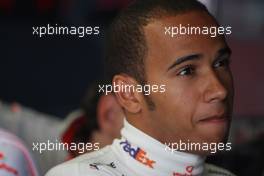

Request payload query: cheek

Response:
[226,72,234,99]
[218,69,234,91]
[153,80,200,126]
[217,70,234,104]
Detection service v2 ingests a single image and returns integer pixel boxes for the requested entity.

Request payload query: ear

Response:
[97,94,124,137]
[97,95,115,133]
[112,74,143,114]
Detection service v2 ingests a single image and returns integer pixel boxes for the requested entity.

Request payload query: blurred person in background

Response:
[0,101,67,175]
[0,79,124,174]
[62,80,124,158]
[0,128,39,176]
[0,101,71,175]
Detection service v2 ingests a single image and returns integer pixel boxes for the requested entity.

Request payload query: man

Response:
[46,0,235,175]
[62,81,124,158]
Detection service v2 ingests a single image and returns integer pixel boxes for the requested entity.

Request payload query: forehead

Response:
[143,11,226,68]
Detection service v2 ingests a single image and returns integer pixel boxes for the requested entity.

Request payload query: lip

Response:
[198,113,229,123]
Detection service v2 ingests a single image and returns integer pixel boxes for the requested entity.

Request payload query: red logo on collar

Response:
[120,140,156,169]
[0,152,4,160]
[173,166,194,176]
[0,152,19,175]
[0,163,19,176]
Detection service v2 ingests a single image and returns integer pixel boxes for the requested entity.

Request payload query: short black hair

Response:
[104,0,208,84]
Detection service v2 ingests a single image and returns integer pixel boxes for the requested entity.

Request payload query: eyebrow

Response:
[167,54,201,72]
[217,47,232,57]
[167,47,232,72]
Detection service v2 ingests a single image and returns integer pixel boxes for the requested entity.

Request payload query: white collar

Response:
[113,119,205,175]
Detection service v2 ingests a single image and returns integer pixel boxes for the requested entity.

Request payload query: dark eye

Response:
[214,58,230,68]
[177,65,195,76]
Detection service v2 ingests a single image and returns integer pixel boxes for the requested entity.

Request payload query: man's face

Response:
[143,11,234,155]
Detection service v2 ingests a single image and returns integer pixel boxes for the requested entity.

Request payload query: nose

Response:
[203,71,228,103]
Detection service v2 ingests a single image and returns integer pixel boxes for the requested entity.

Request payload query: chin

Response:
[198,122,230,143]
[204,130,229,144]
